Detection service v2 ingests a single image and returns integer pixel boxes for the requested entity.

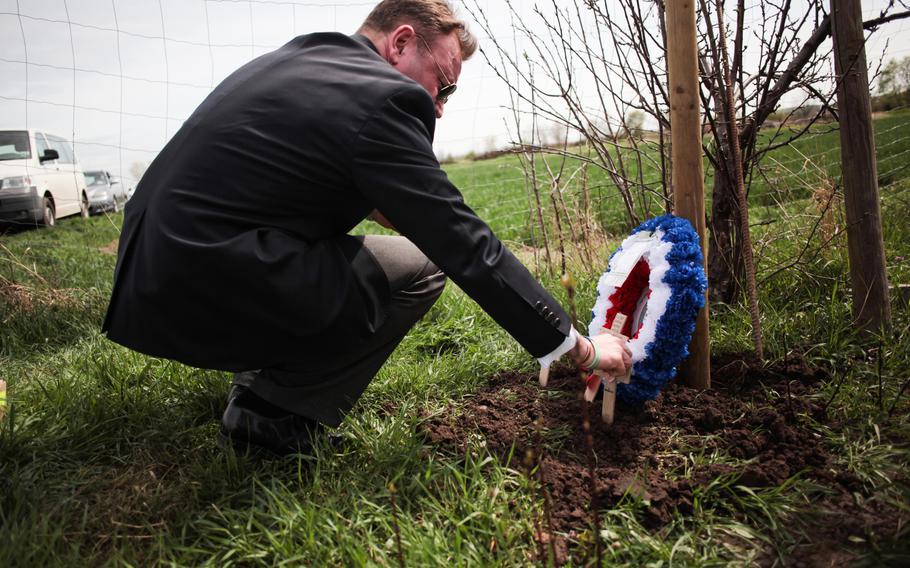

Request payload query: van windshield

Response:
[0,131,31,161]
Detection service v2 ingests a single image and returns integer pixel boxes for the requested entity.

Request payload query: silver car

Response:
[84,170,128,214]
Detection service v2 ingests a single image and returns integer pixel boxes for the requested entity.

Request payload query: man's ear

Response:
[387,24,416,65]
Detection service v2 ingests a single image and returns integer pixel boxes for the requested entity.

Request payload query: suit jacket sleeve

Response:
[350,86,571,357]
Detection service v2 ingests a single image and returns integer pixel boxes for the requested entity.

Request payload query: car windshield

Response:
[84,172,107,186]
[0,131,31,161]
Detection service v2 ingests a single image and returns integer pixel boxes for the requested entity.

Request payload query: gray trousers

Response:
[235,235,446,427]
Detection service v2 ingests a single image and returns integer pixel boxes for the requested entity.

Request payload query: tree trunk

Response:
[708,167,743,304]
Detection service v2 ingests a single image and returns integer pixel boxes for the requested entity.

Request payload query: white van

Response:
[0,129,88,226]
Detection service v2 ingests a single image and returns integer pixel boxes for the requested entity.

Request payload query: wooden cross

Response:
[588,314,632,425]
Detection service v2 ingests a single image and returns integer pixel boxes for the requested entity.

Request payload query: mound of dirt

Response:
[421,354,904,564]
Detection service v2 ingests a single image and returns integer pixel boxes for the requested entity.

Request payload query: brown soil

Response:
[98,238,119,255]
[421,354,907,565]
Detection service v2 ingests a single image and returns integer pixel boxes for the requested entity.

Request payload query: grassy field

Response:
[1,113,909,566]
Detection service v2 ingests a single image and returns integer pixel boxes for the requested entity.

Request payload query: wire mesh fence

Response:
[1,0,909,288]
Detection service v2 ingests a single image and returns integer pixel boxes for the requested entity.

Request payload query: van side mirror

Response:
[39,149,59,163]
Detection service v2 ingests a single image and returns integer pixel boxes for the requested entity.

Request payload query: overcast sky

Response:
[1,0,908,186]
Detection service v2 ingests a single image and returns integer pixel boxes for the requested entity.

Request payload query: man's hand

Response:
[369,209,396,230]
[569,332,632,375]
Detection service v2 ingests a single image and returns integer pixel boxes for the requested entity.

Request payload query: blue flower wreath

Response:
[588,214,707,404]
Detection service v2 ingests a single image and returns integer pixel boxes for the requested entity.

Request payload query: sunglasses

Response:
[416,34,457,104]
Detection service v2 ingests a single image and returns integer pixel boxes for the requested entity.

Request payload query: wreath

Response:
[588,214,707,405]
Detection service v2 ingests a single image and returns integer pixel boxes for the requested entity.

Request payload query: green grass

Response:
[1,112,909,566]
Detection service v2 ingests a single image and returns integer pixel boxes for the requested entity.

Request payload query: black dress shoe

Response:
[218,388,324,458]
[228,371,259,403]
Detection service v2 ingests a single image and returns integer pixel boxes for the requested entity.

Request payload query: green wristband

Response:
[581,336,600,371]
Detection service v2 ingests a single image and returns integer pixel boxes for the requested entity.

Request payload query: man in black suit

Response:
[103,0,630,456]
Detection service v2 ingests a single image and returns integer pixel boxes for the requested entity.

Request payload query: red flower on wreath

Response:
[604,259,651,339]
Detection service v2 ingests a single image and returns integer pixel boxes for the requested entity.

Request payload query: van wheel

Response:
[42,197,56,227]
[80,193,90,218]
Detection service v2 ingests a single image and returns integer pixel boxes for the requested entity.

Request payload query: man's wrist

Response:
[569,334,592,367]
[580,337,599,370]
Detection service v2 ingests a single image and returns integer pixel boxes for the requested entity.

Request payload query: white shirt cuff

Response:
[537,326,579,369]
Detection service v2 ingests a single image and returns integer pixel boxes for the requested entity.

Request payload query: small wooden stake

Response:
[594,318,632,425]
[600,372,632,426]
[539,366,550,387]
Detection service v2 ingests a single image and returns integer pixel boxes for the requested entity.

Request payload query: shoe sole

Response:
[217,428,316,460]
[217,428,279,460]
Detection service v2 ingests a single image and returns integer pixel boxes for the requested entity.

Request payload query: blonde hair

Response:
[359,0,478,60]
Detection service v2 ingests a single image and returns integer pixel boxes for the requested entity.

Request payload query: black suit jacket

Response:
[103,33,571,371]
